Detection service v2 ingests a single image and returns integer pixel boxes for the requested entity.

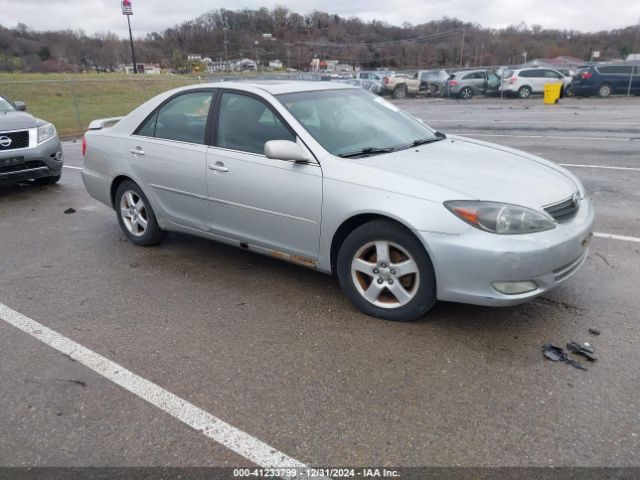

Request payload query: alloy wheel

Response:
[350,240,420,309]
[120,190,148,237]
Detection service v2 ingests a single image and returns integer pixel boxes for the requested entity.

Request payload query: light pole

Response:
[121,0,137,74]
[254,40,259,72]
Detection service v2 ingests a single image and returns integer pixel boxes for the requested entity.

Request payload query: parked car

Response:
[0,95,63,185]
[499,67,571,98]
[571,63,640,98]
[82,82,593,321]
[353,71,388,94]
[382,70,450,98]
[417,69,450,97]
[445,69,501,99]
[381,73,421,98]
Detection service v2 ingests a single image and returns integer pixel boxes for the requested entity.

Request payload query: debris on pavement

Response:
[567,341,597,361]
[589,328,601,336]
[566,359,588,371]
[543,343,567,362]
[64,208,76,214]
[543,342,594,371]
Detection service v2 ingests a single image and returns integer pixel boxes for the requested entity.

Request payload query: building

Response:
[626,54,640,61]
[268,60,283,69]
[123,64,161,74]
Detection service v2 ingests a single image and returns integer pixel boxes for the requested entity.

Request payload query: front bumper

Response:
[419,198,595,306]
[0,135,63,184]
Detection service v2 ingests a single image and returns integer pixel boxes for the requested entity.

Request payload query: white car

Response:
[500,67,572,99]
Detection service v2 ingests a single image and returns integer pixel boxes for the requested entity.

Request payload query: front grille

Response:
[0,160,45,174]
[0,130,30,151]
[544,195,579,223]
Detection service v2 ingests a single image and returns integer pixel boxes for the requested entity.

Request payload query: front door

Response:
[206,91,322,261]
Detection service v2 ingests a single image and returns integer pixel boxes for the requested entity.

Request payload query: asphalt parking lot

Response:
[1,96,639,473]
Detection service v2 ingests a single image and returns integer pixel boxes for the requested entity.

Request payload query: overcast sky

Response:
[1,0,639,37]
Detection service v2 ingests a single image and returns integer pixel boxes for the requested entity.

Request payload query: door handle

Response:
[130,148,145,155]
[208,163,229,173]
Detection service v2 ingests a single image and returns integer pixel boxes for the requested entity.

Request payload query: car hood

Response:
[347,135,578,208]
[0,111,38,131]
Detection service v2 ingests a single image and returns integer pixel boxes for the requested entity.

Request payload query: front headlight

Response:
[444,200,555,234]
[37,123,57,144]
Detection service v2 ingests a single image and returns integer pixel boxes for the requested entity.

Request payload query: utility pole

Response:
[459,29,465,67]
[627,15,640,97]
[121,0,137,73]
[223,26,228,72]
[298,41,301,71]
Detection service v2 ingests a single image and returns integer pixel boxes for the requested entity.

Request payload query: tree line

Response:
[0,7,638,73]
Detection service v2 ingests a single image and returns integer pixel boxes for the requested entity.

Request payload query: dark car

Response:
[445,69,501,99]
[0,95,63,185]
[571,63,640,98]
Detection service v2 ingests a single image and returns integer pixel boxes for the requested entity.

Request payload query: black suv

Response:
[571,63,640,98]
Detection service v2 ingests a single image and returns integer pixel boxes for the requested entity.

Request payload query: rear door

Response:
[127,90,214,231]
[205,90,323,261]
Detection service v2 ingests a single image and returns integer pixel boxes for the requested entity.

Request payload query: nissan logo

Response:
[0,136,12,148]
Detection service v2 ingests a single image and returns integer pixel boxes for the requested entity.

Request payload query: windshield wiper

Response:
[409,132,447,147]
[338,146,396,158]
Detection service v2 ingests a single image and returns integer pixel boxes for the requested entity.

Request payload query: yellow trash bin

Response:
[544,83,562,104]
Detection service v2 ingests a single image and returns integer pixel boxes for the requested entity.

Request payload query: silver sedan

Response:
[81,82,594,321]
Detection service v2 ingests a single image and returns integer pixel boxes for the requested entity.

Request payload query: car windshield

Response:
[277,89,437,157]
[0,96,16,113]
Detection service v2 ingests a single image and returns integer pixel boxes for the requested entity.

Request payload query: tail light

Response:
[449,80,458,86]
[581,71,592,79]
[383,76,389,85]
[82,135,87,156]
[509,77,518,84]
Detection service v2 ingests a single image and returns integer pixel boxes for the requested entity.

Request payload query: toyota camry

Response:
[81,82,594,321]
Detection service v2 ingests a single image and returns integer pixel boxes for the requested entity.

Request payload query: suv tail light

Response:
[383,76,389,85]
[509,77,518,84]
[581,71,593,79]
[449,80,458,86]
[82,135,87,156]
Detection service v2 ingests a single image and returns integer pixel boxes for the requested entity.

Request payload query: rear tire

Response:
[518,86,532,99]
[337,220,437,322]
[33,174,61,185]
[459,87,474,99]
[115,180,166,246]
[598,83,612,98]
[392,84,407,99]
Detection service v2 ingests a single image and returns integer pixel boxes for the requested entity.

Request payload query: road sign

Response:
[122,0,133,15]
[593,51,600,58]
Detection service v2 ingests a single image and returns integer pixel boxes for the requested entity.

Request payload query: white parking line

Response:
[63,165,82,170]
[594,232,640,243]
[435,119,640,126]
[559,164,640,172]
[457,133,635,142]
[0,303,324,479]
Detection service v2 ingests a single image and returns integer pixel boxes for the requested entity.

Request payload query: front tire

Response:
[337,220,437,321]
[115,180,166,246]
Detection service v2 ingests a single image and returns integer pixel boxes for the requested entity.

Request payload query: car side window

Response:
[151,91,213,144]
[544,70,562,78]
[216,92,295,155]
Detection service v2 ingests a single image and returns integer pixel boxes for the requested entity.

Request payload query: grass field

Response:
[0,73,208,136]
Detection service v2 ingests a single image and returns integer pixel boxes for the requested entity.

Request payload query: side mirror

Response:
[14,101,27,111]
[264,140,310,163]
